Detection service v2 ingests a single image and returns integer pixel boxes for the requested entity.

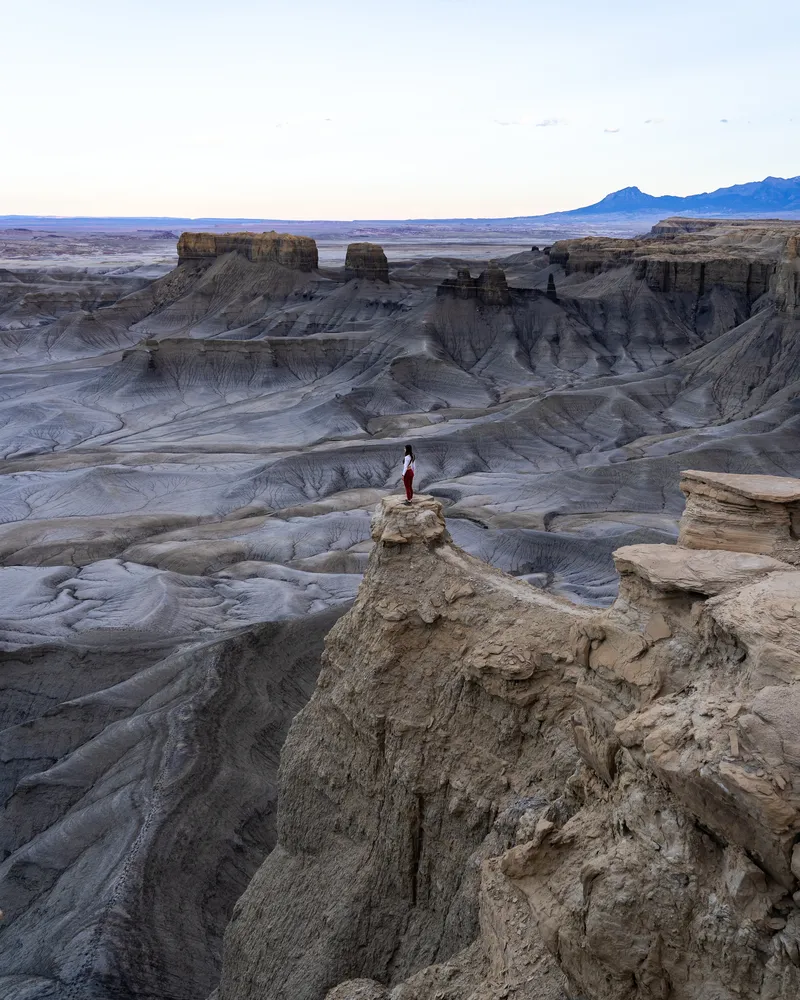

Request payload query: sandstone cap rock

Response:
[681,469,800,503]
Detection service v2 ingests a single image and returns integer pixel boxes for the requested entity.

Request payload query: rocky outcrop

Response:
[678,470,800,563]
[476,263,510,306]
[436,267,478,300]
[217,495,581,1000]
[345,243,389,282]
[775,234,800,317]
[437,263,510,305]
[548,220,800,308]
[177,231,319,270]
[218,473,800,1000]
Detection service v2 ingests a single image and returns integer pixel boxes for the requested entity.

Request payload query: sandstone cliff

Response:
[548,219,800,305]
[345,243,390,282]
[436,263,511,306]
[217,474,800,1000]
[177,231,319,270]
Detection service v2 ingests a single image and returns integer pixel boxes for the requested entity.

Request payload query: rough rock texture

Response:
[679,470,800,564]
[549,219,799,304]
[177,231,319,270]
[345,243,389,283]
[218,495,579,1000]
[437,263,510,305]
[436,267,479,300]
[476,263,511,305]
[218,480,800,1000]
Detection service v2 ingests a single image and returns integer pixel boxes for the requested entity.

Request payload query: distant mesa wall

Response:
[177,231,319,271]
[344,243,389,282]
[637,257,774,298]
[548,222,800,307]
[776,235,800,317]
[650,217,786,237]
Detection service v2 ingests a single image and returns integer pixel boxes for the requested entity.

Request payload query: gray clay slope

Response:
[0,218,799,999]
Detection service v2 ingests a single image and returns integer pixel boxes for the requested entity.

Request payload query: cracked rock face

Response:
[217,478,800,1000]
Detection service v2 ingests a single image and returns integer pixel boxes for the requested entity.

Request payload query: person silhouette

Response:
[401,444,415,504]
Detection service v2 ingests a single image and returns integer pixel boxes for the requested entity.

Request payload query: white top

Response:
[402,455,416,474]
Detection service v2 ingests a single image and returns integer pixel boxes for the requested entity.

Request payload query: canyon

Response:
[1,216,800,1000]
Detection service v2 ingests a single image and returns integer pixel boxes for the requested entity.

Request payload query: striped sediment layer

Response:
[177,231,318,271]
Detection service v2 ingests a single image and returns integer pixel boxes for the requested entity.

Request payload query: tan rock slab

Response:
[613,543,791,595]
[681,470,800,503]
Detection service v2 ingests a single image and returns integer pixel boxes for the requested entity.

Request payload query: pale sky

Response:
[3,0,798,219]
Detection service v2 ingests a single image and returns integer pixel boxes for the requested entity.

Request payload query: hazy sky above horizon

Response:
[3,0,798,219]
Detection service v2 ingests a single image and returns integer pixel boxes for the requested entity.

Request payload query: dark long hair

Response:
[404,444,414,460]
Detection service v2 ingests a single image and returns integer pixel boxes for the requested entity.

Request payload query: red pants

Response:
[403,469,414,500]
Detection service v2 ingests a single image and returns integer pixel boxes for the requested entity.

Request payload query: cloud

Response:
[720,118,729,123]
[644,118,664,124]
[493,116,565,127]
[604,127,620,133]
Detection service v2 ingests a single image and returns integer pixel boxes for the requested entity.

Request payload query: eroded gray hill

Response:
[1,220,800,999]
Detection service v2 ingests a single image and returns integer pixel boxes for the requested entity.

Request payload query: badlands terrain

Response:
[1,217,800,1000]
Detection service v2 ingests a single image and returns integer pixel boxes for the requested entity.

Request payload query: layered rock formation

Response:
[679,470,800,563]
[177,231,319,270]
[548,219,798,304]
[475,262,510,306]
[218,475,800,1000]
[345,243,390,282]
[436,263,510,305]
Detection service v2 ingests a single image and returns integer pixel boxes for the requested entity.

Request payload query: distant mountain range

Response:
[535,175,800,221]
[4,177,800,236]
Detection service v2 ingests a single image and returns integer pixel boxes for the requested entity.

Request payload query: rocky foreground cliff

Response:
[217,472,800,1000]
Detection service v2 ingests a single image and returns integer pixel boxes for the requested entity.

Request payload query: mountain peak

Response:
[561,174,800,218]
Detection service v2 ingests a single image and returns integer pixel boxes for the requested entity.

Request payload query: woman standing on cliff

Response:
[402,445,415,504]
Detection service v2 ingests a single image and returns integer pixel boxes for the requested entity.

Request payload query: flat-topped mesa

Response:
[176,231,319,270]
[678,469,800,564]
[344,242,389,282]
[650,217,787,237]
[548,219,800,306]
